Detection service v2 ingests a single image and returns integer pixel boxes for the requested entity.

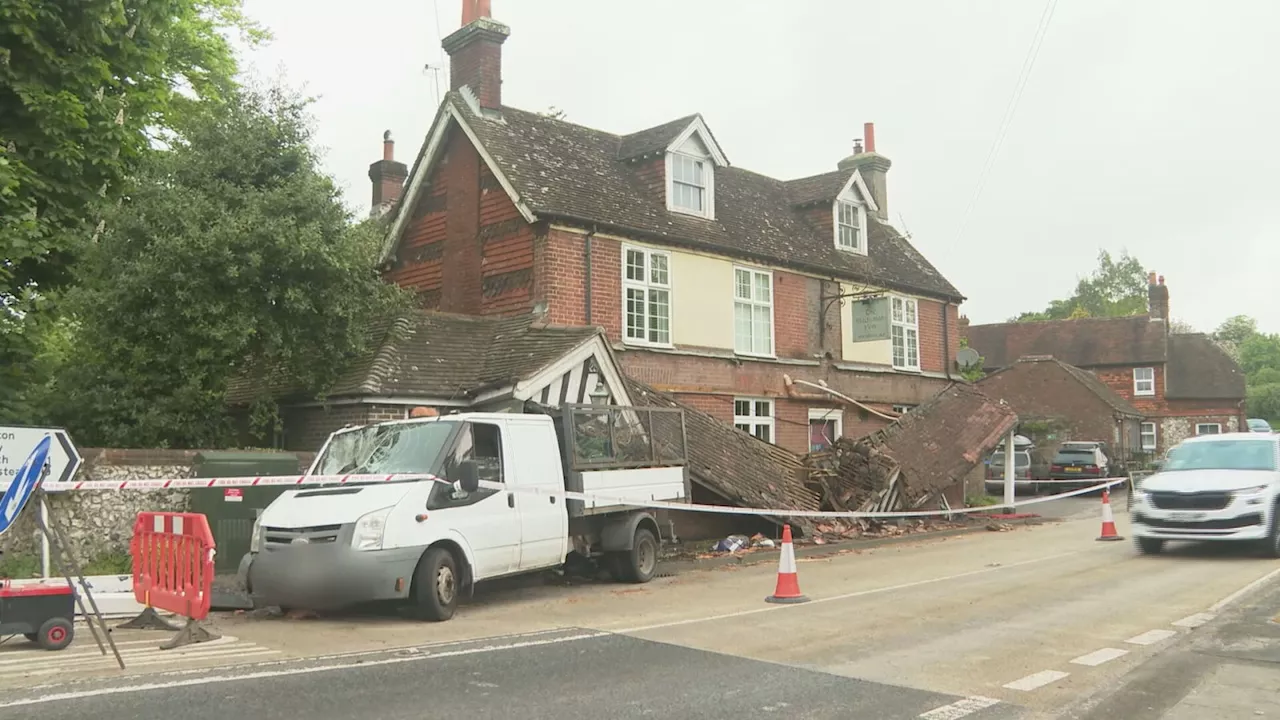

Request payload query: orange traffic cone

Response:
[765,525,809,604]
[1097,489,1124,542]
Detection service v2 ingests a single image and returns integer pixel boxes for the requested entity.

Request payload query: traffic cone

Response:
[1097,489,1124,542]
[765,524,809,604]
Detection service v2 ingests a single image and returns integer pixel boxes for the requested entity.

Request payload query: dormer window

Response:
[836,200,865,252]
[670,153,707,214]
[663,119,725,220]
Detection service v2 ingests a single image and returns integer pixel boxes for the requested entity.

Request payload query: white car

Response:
[1130,432,1280,557]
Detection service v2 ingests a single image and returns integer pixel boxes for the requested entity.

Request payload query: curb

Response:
[656,516,1047,575]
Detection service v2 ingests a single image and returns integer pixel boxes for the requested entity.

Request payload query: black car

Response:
[1048,446,1110,491]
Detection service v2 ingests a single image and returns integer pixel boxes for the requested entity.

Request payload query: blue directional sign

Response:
[0,435,51,537]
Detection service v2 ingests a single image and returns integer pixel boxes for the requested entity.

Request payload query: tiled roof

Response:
[620,377,820,516]
[226,311,598,405]
[869,383,1019,496]
[964,316,1168,369]
[1166,334,1247,400]
[616,114,700,160]
[980,356,1143,417]
[399,94,962,301]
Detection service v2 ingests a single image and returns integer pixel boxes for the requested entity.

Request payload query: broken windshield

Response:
[313,421,459,480]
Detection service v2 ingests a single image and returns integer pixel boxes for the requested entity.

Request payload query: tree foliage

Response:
[1011,250,1150,322]
[42,85,409,448]
[0,0,263,422]
[1211,316,1280,425]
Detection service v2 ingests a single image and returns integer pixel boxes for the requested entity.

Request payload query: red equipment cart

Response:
[0,579,75,651]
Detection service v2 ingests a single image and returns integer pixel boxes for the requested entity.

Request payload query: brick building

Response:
[976,356,1144,462]
[964,274,1246,454]
[368,3,966,457]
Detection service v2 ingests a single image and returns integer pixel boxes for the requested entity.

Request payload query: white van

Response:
[1130,433,1280,557]
[238,404,689,620]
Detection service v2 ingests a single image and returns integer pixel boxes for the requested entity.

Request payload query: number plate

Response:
[1066,466,1081,472]
[1170,511,1206,521]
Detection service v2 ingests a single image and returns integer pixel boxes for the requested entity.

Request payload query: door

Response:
[427,422,520,578]
[507,419,569,571]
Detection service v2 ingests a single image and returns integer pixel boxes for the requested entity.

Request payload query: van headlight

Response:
[250,520,263,553]
[352,507,393,551]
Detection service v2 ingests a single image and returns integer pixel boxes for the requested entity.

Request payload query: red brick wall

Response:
[774,271,816,359]
[977,361,1128,454]
[916,300,960,374]
[1093,365,1165,413]
[448,33,503,109]
[535,227,622,340]
[384,129,535,315]
[282,404,409,452]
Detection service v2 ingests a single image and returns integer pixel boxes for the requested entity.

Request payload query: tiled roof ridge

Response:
[971,314,1155,329]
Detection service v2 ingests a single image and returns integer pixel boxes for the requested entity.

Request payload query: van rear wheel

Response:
[622,528,659,584]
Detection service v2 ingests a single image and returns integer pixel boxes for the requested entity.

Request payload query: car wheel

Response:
[618,528,659,584]
[1263,504,1280,559]
[410,547,459,622]
[1137,537,1164,555]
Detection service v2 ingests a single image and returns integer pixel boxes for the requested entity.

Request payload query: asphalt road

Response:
[2,512,1277,720]
[0,630,1019,720]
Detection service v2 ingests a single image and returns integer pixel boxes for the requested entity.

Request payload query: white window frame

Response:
[621,245,673,347]
[734,398,775,443]
[890,296,920,371]
[733,265,775,358]
[1140,422,1156,451]
[666,152,714,219]
[1133,367,1155,397]
[892,404,915,415]
[834,199,867,254]
[808,408,843,450]
[1195,423,1222,436]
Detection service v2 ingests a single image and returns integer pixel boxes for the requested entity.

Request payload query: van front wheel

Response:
[410,547,459,622]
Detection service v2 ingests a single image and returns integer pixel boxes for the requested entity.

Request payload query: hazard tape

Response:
[41,471,1129,520]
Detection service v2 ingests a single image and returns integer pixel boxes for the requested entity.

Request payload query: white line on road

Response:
[618,551,1082,634]
[1125,629,1176,646]
[1171,612,1215,629]
[1069,648,1128,667]
[918,696,1001,719]
[1208,565,1280,612]
[1003,670,1069,692]
[0,631,607,708]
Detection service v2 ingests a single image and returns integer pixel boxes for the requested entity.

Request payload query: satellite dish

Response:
[957,347,981,369]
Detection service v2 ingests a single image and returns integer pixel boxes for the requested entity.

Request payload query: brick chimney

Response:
[1147,272,1169,322]
[837,122,892,221]
[368,130,408,218]
[442,0,510,110]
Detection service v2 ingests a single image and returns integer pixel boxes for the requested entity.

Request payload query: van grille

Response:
[264,524,343,546]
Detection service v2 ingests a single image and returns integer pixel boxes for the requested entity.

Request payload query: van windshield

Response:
[313,421,459,480]
[1163,439,1277,472]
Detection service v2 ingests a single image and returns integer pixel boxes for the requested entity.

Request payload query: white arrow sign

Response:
[0,426,82,493]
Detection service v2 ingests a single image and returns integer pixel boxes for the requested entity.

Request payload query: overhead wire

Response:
[952,0,1060,246]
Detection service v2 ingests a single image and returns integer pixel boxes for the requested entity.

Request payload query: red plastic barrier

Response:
[129,512,216,621]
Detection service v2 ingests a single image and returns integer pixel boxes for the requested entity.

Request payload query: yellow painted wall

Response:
[671,250,735,349]
[840,282,892,364]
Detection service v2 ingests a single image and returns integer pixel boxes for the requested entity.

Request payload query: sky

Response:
[237,0,1280,334]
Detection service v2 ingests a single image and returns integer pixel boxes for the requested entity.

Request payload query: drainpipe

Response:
[942,301,953,380]
[583,226,596,325]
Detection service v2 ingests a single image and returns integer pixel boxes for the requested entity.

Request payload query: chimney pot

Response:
[836,122,891,221]
[368,129,408,217]
[864,122,876,153]
[1148,271,1157,284]
[382,130,394,162]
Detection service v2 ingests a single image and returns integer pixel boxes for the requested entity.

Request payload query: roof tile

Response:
[965,316,1168,369]
[1166,333,1247,400]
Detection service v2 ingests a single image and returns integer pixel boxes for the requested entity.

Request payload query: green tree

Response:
[1011,250,1149,322]
[43,85,409,448]
[1247,384,1280,425]
[1238,333,1280,379]
[1213,315,1257,361]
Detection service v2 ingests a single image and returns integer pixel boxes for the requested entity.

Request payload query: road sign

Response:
[0,426,82,493]
[0,435,50,536]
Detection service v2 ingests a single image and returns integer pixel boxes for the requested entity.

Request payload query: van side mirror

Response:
[457,460,480,493]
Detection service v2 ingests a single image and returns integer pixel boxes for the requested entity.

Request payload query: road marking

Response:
[1003,670,1069,692]
[1208,566,1280,612]
[1171,612,1215,629]
[1125,629,1176,646]
[1069,648,1128,667]
[919,696,1001,719]
[617,551,1082,633]
[0,631,607,707]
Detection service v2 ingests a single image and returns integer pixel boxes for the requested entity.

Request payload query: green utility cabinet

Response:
[189,451,301,574]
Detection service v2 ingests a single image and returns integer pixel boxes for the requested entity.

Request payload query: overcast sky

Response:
[238,0,1280,334]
